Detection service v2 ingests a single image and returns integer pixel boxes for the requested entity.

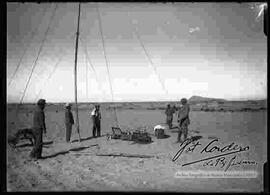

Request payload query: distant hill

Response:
[188,95,227,103]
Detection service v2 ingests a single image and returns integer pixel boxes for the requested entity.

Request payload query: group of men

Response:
[29,99,101,160]
[29,98,190,160]
[165,98,190,143]
[64,103,101,142]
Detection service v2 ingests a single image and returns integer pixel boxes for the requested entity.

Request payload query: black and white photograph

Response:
[6,2,268,192]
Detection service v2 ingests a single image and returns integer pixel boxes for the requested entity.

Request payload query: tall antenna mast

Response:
[263,5,268,37]
[74,2,81,142]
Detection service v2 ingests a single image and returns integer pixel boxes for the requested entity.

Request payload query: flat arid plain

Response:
[6,99,267,192]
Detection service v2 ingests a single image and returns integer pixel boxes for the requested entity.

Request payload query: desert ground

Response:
[6,102,267,192]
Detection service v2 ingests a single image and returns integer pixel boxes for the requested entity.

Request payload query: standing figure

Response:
[176,98,190,143]
[165,104,175,129]
[91,104,101,137]
[29,99,46,160]
[65,103,74,142]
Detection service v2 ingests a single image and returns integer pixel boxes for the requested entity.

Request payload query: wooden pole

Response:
[85,44,89,100]
[74,3,81,142]
[96,4,119,128]
[263,5,268,37]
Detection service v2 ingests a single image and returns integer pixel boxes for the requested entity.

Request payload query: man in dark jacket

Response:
[176,98,190,143]
[29,99,46,160]
[65,103,74,142]
[91,104,101,137]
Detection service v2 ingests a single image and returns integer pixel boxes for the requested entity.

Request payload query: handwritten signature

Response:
[203,155,257,171]
[172,138,257,171]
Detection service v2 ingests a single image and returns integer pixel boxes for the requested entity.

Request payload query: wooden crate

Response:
[155,128,165,139]
[132,131,152,143]
[111,127,122,139]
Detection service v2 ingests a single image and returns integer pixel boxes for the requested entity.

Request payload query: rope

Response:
[34,51,64,102]
[79,36,104,100]
[96,4,119,128]
[11,6,49,122]
[79,36,99,82]
[84,42,89,99]
[19,4,58,104]
[127,12,168,95]
[8,5,48,87]
[34,33,76,102]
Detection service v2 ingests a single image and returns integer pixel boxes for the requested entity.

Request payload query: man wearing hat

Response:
[176,98,190,143]
[65,103,74,142]
[91,104,101,137]
[30,99,46,159]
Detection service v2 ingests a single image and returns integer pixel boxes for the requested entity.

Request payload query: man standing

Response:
[65,103,74,143]
[96,105,101,137]
[30,99,46,160]
[165,104,175,129]
[176,98,190,143]
[91,104,101,137]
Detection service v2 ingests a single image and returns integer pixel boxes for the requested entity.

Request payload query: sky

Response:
[7,2,267,103]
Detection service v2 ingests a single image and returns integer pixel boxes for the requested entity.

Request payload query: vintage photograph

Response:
[7,2,267,192]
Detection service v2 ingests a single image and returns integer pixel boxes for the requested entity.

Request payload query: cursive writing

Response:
[172,139,201,162]
[172,138,251,169]
[201,139,249,154]
[203,155,257,171]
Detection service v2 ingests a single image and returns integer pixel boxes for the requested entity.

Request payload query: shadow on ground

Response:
[130,140,154,145]
[156,134,171,139]
[16,141,54,148]
[71,136,95,143]
[41,145,91,159]
[169,129,201,134]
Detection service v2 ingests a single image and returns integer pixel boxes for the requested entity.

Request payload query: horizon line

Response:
[6,98,267,104]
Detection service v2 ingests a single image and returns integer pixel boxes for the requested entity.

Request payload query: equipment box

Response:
[121,132,132,140]
[132,130,152,143]
[155,128,165,139]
